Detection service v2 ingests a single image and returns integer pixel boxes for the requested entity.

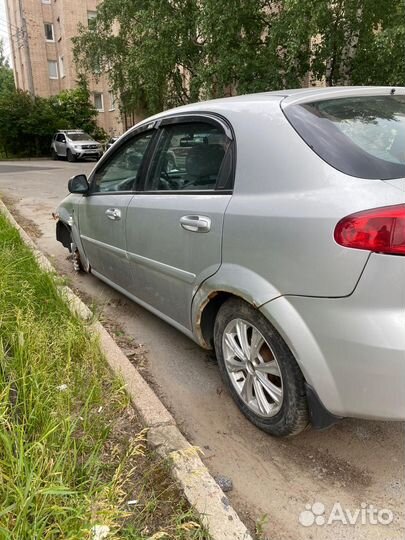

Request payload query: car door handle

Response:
[180,215,211,233]
[105,208,121,220]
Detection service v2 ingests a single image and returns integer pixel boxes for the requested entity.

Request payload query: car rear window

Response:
[283,95,405,180]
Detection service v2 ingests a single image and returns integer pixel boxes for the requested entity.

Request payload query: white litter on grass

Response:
[98,406,103,413]
[56,384,68,392]
[127,499,138,506]
[92,525,110,539]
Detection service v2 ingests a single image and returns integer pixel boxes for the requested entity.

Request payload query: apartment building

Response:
[5,0,123,135]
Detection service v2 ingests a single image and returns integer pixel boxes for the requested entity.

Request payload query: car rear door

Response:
[78,126,156,290]
[125,114,234,330]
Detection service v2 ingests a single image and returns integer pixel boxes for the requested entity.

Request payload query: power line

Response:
[0,12,43,33]
[0,21,16,35]
[0,15,20,33]
[0,13,21,31]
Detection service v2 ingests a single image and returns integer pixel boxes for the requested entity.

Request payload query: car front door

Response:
[78,127,156,290]
[125,115,234,331]
[55,133,67,156]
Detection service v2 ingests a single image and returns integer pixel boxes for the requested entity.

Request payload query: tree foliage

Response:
[283,0,405,86]
[74,0,404,119]
[49,79,104,139]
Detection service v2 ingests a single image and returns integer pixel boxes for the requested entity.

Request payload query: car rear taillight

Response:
[334,205,405,255]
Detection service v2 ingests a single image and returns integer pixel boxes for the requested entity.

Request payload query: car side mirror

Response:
[68,174,89,194]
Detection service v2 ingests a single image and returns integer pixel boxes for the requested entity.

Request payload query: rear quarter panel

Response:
[218,101,405,299]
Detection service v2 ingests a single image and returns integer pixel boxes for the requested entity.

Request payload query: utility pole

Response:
[17,0,34,96]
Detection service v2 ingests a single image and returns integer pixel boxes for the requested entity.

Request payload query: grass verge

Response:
[0,211,209,539]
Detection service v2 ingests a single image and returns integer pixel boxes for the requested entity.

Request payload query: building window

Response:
[41,0,51,4]
[44,23,54,42]
[87,11,97,25]
[48,60,58,79]
[108,91,116,111]
[94,93,104,112]
[59,56,64,78]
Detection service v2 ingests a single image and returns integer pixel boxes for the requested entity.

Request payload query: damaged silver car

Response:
[55,86,405,436]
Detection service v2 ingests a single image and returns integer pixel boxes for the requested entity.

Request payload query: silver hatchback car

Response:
[55,87,405,437]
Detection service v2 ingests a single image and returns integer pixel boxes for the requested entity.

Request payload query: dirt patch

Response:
[1,195,43,239]
[282,441,373,488]
[102,316,149,374]
[64,279,151,377]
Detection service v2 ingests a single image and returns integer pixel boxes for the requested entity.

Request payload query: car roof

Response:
[133,86,405,130]
[279,85,405,107]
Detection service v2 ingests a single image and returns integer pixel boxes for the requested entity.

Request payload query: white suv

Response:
[51,130,103,162]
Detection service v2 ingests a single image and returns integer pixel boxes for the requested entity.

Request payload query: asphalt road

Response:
[0,160,403,540]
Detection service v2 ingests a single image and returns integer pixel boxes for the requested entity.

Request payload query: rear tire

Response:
[214,298,309,437]
[67,149,77,163]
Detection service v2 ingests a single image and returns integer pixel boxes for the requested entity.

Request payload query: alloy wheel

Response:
[222,318,284,417]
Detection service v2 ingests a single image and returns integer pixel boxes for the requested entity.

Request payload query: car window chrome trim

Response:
[83,191,141,196]
[139,190,233,196]
[78,190,233,197]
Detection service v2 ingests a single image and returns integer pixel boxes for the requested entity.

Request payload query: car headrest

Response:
[185,144,225,178]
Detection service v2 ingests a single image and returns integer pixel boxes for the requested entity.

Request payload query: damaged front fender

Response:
[54,195,90,272]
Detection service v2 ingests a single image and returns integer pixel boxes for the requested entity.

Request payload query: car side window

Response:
[56,134,65,143]
[92,131,154,193]
[145,122,230,192]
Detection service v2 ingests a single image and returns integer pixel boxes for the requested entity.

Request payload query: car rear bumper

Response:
[260,253,405,421]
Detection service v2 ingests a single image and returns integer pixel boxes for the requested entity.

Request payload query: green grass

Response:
[0,212,209,539]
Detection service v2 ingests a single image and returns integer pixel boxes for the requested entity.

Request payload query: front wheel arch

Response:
[56,220,72,251]
[56,219,90,273]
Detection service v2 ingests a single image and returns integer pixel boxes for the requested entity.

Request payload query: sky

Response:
[0,0,12,65]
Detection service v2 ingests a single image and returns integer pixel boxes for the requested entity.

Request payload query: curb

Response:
[0,199,253,540]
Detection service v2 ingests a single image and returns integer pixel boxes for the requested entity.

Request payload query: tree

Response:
[49,79,101,137]
[350,0,405,86]
[280,0,405,87]
[0,90,51,157]
[73,0,202,120]
[73,0,405,121]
